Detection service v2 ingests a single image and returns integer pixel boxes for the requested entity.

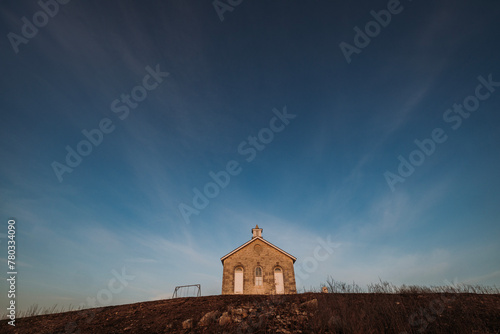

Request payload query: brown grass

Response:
[1,279,499,333]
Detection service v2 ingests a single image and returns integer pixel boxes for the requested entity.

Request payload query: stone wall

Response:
[221,239,296,295]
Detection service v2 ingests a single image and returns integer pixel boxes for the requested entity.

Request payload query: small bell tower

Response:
[251,224,263,238]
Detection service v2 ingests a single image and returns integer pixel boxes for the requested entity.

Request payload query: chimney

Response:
[252,224,263,238]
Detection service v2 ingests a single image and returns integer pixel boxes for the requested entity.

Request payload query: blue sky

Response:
[1,0,500,312]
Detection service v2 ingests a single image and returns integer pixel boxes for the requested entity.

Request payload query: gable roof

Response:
[220,237,296,264]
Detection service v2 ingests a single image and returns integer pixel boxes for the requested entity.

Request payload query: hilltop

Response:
[1,292,499,333]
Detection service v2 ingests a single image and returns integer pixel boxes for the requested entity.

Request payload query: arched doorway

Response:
[274,267,284,294]
[234,267,243,294]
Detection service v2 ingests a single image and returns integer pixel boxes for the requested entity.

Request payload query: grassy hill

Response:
[1,292,499,333]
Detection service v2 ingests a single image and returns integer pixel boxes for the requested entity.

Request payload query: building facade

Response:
[220,225,297,295]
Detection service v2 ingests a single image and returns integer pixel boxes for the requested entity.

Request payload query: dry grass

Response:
[2,278,499,333]
[303,277,500,333]
[319,276,500,294]
[1,303,84,320]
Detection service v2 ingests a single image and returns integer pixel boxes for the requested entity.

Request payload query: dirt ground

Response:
[1,292,499,333]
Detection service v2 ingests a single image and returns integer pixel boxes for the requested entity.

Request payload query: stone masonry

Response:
[221,225,297,295]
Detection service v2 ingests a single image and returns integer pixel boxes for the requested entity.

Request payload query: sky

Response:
[1,0,500,313]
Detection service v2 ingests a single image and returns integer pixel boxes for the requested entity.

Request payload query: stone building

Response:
[220,225,297,294]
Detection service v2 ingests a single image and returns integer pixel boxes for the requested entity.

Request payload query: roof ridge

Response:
[220,236,296,263]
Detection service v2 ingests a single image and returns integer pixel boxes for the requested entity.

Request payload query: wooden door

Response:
[234,267,243,294]
[274,267,284,294]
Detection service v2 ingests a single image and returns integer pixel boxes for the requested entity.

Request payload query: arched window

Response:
[255,266,263,286]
